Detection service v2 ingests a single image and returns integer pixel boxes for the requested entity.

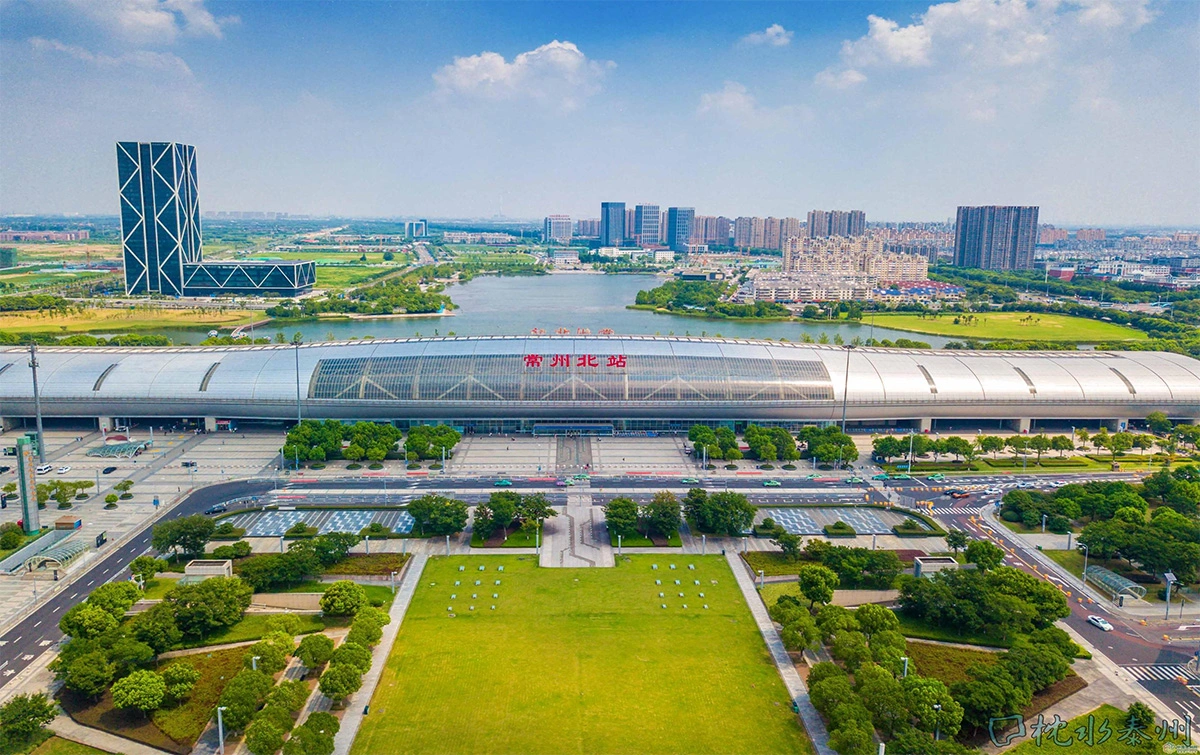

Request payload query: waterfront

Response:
[159,273,950,346]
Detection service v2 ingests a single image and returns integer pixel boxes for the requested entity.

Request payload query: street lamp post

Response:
[216,706,228,755]
[1081,543,1089,582]
[293,338,303,426]
[390,570,398,594]
[251,655,261,671]
[901,656,909,678]
[840,344,856,434]
[933,703,942,741]
[1165,573,1178,620]
[1042,513,1048,533]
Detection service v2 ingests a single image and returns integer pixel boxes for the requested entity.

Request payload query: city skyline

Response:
[1,0,1197,226]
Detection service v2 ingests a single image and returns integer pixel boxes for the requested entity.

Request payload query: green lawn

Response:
[868,312,1147,343]
[27,738,111,755]
[352,555,812,755]
[1008,704,1181,753]
[1043,550,1195,604]
[141,576,180,600]
[608,531,684,547]
[174,612,326,650]
[152,646,248,745]
[268,580,397,609]
[903,640,998,685]
[895,613,1011,648]
[743,551,806,577]
[470,527,542,548]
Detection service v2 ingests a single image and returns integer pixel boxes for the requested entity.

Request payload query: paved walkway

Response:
[332,553,428,755]
[725,551,834,755]
[540,488,614,568]
[50,714,175,755]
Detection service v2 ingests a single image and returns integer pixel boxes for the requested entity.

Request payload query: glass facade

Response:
[117,142,202,295]
[182,261,315,296]
[309,353,834,404]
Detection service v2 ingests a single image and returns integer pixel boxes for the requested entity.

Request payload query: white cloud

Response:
[740,24,794,47]
[67,0,239,43]
[815,0,1158,112]
[30,37,193,77]
[697,81,806,129]
[814,67,867,90]
[433,40,614,111]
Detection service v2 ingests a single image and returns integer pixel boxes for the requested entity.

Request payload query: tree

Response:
[1126,701,1156,731]
[1108,431,1135,460]
[295,633,335,670]
[517,493,557,528]
[1028,434,1051,464]
[318,663,363,702]
[86,581,142,617]
[965,540,1005,571]
[903,675,963,738]
[951,662,1029,734]
[945,529,968,555]
[216,669,273,731]
[245,718,286,755]
[111,669,166,715]
[1146,411,1173,436]
[58,603,118,640]
[161,662,201,701]
[830,630,872,671]
[129,555,167,584]
[472,501,495,541]
[978,435,1005,459]
[127,602,182,653]
[797,564,839,609]
[406,494,469,536]
[151,515,216,556]
[603,497,640,539]
[772,532,803,561]
[644,491,681,537]
[320,581,368,617]
[108,637,156,674]
[246,639,289,675]
[0,692,57,743]
[854,663,910,736]
[1051,434,1074,457]
[702,491,755,535]
[809,675,857,716]
[330,642,372,673]
[346,615,383,647]
[488,492,519,538]
[166,576,253,638]
[854,603,899,639]
[63,651,114,698]
[0,527,21,550]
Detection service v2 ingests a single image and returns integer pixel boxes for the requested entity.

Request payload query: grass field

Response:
[608,531,684,547]
[743,551,806,576]
[869,312,1147,343]
[269,580,397,608]
[895,613,1011,648]
[27,737,111,755]
[0,307,258,334]
[352,555,812,755]
[903,640,998,685]
[141,576,180,600]
[174,612,326,650]
[313,265,397,289]
[1008,704,1180,753]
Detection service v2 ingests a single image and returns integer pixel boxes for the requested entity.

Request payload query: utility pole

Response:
[28,343,46,464]
[294,337,303,426]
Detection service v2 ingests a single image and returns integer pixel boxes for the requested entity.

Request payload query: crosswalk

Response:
[1124,664,1200,682]
[931,505,987,515]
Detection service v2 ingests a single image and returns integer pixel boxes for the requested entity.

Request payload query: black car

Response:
[204,503,227,515]
[102,466,118,474]
[0,466,10,474]
[181,460,197,468]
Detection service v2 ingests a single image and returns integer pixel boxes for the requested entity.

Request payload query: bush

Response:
[824,521,857,538]
[119,492,133,500]
[212,541,253,559]
[105,502,118,509]
[368,462,383,470]
[320,581,368,616]
[346,463,362,470]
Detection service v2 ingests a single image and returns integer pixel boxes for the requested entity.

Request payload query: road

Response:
[0,479,274,692]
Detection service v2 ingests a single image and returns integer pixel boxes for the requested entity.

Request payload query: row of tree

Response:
[473,491,557,541]
[682,488,755,536]
[603,492,682,540]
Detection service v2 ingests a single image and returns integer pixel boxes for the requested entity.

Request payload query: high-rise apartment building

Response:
[600,202,626,246]
[634,204,660,246]
[117,141,202,295]
[666,207,695,252]
[543,215,573,244]
[1038,225,1069,244]
[807,210,866,238]
[1076,228,1107,242]
[953,206,1040,270]
[693,215,731,246]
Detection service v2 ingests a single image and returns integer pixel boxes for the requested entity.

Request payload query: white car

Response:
[984,487,1002,495]
[1087,615,1114,632]
[56,466,71,474]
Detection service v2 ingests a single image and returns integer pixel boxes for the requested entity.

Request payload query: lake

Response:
[158,273,949,346]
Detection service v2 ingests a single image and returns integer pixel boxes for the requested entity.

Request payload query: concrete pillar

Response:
[204,417,218,432]
[98,417,113,433]
[1008,418,1032,433]
[916,418,932,433]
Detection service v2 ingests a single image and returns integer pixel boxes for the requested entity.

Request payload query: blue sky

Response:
[1,0,1197,225]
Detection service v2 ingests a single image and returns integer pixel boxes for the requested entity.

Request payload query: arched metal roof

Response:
[1,336,1197,423]
[1083,565,1147,599]
[24,539,88,572]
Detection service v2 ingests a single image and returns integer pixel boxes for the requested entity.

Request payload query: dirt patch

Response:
[1022,671,1088,719]
[59,689,189,755]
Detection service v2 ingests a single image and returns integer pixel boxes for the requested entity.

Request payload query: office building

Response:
[634,205,660,246]
[600,202,626,246]
[954,206,1040,270]
[807,210,866,238]
[117,141,314,297]
[666,207,695,252]
[543,215,573,244]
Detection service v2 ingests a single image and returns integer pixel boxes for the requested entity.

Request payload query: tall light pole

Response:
[840,344,856,434]
[293,336,303,427]
[1081,543,1089,581]
[251,655,261,671]
[933,703,942,741]
[216,706,228,755]
[28,343,46,464]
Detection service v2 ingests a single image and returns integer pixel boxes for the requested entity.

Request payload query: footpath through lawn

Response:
[351,554,812,755]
